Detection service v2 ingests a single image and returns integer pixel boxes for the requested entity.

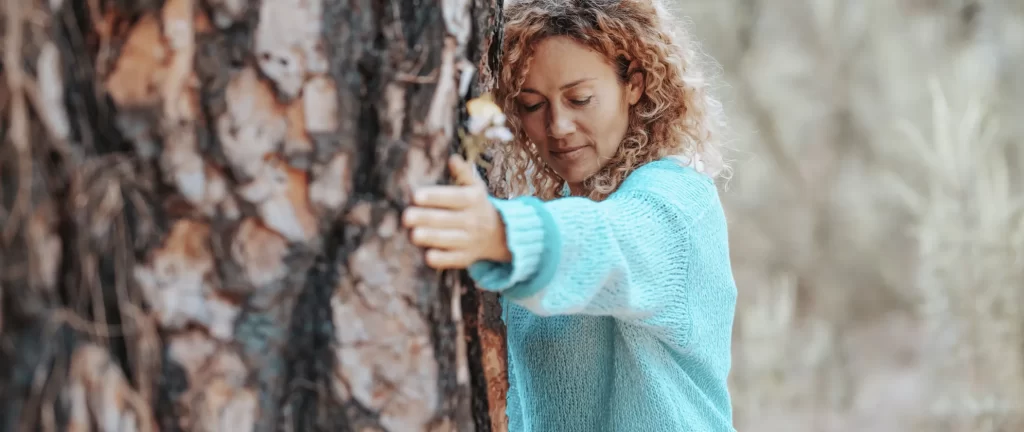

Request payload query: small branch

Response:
[394,71,439,84]
[48,307,136,338]
[3,0,34,243]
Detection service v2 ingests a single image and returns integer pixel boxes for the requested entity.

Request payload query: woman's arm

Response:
[469,186,698,324]
[402,156,720,347]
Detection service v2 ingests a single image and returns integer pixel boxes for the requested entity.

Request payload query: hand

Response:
[402,155,512,270]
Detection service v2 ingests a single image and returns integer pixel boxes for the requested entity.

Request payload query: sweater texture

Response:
[468,158,738,432]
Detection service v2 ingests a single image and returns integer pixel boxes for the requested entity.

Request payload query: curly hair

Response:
[490,0,730,201]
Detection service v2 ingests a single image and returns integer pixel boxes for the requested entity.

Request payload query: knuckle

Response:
[455,231,471,247]
[441,210,458,226]
[424,209,440,225]
[442,210,458,226]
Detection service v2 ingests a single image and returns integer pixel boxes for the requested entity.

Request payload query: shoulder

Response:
[614,157,723,226]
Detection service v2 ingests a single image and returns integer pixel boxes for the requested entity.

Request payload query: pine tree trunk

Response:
[0,0,506,431]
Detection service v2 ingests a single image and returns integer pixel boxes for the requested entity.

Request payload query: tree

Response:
[0,0,508,430]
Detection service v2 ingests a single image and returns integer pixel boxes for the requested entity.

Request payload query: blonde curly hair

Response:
[490,0,729,201]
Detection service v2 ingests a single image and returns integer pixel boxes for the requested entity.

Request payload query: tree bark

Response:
[0,0,506,431]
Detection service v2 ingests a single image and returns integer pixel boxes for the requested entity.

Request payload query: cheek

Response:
[520,116,548,150]
[589,103,630,155]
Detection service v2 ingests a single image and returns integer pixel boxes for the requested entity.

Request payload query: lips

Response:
[550,145,586,154]
[549,145,587,162]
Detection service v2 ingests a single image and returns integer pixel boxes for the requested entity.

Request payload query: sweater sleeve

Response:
[467,188,696,329]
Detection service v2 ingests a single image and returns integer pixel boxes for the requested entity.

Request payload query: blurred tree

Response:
[0,0,507,431]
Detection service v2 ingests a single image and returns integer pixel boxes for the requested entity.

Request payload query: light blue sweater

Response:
[468,158,738,432]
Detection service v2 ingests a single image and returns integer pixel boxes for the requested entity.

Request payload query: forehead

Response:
[521,36,616,90]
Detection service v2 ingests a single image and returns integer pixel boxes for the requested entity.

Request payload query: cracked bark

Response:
[0,0,507,431]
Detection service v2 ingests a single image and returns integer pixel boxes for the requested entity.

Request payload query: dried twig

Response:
[3,0,34,243]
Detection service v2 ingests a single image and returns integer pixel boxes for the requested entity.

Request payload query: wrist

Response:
[486,206,512,263]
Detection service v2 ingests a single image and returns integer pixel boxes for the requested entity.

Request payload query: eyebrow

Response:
[520,78,596,94]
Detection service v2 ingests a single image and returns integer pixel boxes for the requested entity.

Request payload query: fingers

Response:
[410,155,486,209]
[413,185,478,209]
[401,207,464,229]
[404,156,489,271]
[424,249,475,270]
[409,227,471,250]
[449,154,483,186]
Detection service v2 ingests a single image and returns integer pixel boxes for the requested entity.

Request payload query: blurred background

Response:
[665,1,1024,430]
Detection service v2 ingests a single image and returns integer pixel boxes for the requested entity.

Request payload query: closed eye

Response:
[522,102,545,113]
[570,96,592,106]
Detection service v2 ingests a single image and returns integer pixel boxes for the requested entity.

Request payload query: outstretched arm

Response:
[402,156,707,344]
[468,189,693,323]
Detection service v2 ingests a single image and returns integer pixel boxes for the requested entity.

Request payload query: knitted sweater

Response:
[468,158,738,432]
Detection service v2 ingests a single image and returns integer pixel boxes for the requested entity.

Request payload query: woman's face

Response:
[515,36,644,187]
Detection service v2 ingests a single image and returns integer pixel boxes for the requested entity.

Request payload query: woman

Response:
[402,0,738,430]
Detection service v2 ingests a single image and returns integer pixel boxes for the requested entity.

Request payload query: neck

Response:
[568,183,585,197]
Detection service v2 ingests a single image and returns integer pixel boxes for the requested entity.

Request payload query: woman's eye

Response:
[522,102,544,112]
[570,96,593,106]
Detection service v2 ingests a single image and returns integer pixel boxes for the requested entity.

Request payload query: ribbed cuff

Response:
[502,197,561,301]
[468,196,546,292]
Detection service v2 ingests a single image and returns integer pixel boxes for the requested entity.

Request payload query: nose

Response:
[547,105,576,139]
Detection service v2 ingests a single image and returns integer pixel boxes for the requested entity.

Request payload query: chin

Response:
[552,164,598,185]
[545,149,599,185]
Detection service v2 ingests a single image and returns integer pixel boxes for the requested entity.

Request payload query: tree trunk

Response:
[0,0,507,430]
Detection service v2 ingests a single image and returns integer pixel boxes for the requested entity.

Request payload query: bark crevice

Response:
[0,0,505,430]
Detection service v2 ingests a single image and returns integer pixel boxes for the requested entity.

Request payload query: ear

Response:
[625,60,645,105]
